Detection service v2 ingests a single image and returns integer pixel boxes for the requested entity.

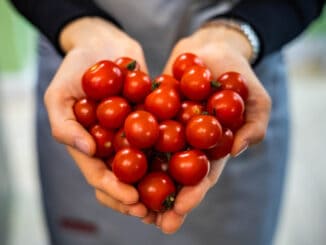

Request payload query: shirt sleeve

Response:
[220,0,325,62]
[9,0,122,55]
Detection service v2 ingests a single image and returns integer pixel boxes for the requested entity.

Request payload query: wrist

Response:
[59,17,122,53]
[198,19,259,64]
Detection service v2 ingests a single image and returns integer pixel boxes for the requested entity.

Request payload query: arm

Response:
[221,0,325,62]
[9,0,121,54]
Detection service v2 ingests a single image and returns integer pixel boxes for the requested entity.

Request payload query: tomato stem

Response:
[163,193,175,211]
[210,80,221,89]
[126,60,137,71]
[151,81,160,91]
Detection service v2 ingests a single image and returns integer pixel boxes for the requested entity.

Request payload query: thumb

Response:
[44,88,96,156]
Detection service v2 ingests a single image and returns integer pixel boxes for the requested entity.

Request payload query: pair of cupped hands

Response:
[44,17,271,234]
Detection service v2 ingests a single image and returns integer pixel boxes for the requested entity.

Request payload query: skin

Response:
[44,17,271,234]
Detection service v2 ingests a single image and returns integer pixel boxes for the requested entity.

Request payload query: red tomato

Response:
[177,101,205,124]
[113,128,131,152]
[145,86,181,121]
[217,71,249,101]
[172,53,205,80]
[180,65,213,101]
[138,172,176,212]
[89,125,115,158]
[155,120,186,153]
[112,147,148,184]
[207,90,245,131]
[124,110,159,149]
[186,115,222,149]
[96,97,131,129]
[152,74,180,92]
[150,156,169,172]
[123,70,152,103]
[169,150,210,186]
[114,57,140,74]
[82,60,123,100]
[206,129,234,160]
[73,98,97,128]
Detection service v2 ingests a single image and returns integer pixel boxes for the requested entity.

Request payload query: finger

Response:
[173,158,227,215]
[95,189,147,218]
[141,211,157,224]
[157,210,186,234]
[231,81,272,156]
[67,146,139,204]
[44,51,97,155]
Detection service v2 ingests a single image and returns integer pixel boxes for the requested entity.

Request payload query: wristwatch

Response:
[201,18,261,65]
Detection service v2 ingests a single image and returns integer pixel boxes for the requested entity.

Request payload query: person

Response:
[9,0,325,244]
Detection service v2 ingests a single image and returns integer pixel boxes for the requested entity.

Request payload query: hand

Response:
[143,23,271,233]
[44,17,149,218]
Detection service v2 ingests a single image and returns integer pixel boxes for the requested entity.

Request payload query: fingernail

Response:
[234,142,248,157]
[129,209,144,218]
[74,138,90,155]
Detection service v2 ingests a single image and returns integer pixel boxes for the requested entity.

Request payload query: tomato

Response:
[150,156,169,172]
[112,147,148,184]
[89,125,115,158]
[152,74,180,92]
[123,70,152,103]
[177,101,205,125]
[113,128,131,152]
[155,120,186,153]
[180,65,213,101]
[96,97,131,129]
[185,115,222,149]
[114,57,140,74]
[206,129,234,160]
[169,150,209,186]
[73,98,97,128]
[207,90,245,131]
[124,110,159,149]
[217,71,249,101]
[82,60,123,100]
[145,86,181,121]
[172,53,205,80]
[138,172,176,212]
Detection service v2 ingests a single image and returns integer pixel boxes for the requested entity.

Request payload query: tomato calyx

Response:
[126,60,138,71]
[210,80,221,89]
[162,193,175,211]
[151,81,160,91]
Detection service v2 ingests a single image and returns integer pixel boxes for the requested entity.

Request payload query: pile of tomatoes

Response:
[73,53,248,212]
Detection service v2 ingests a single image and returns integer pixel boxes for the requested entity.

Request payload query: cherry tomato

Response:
[123,70,152,103]
[169,150,209,186]
[89,125,115,158]
[82,60,123,100]
[186,115,222,149]
[180,65,213,101]
[152,74,180,92]
[138,172,176,212]
[155,120,186,153]
[145,86,181,121]
[96,97,131,129]
[112,147,148,184]
[150,156,169,172]
[73,98,97,128]
[124,110,159,149]
[172,53,205,80]
[207,90,245,131]
[217,71,249,101]
[177,101,205,125]
[114,57,140,75]
[206,128,234,160]
[113,128,131,152]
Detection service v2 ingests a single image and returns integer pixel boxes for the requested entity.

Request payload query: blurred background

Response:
[0,1,325,245]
